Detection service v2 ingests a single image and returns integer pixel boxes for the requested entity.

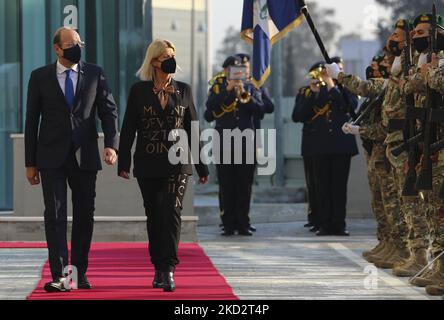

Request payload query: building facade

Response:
[152,0,210,123]
[0,0,153,210]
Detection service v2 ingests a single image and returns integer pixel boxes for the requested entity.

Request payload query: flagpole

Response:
[298,0,332,63]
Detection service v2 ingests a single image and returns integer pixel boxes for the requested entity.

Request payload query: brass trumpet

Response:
[235,83,252,104]
[308,67,326,87]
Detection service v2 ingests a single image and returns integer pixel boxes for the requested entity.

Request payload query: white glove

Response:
[347,124,361,135]
[341,123,350,134]
[326,63,341,79]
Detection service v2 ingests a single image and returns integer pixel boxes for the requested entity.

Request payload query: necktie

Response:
[65,69,75,109]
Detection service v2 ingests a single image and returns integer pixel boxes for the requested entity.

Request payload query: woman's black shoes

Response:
[152,270,164,289]
[162,272,176,292]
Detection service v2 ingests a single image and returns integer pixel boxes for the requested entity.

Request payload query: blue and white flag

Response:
[241,0,303,87]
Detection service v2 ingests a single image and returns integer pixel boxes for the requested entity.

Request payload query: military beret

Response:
[235,53,251,63]
[394,19,412,30]
[331,56,343,64]
[222,56,241,68]
[413,13,444,29]
[309,61,325,73]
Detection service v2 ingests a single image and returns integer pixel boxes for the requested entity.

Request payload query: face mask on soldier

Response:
[378,65,390,78]
[388,40,403,56]
[366,66,374,80]
[413,36,429,53]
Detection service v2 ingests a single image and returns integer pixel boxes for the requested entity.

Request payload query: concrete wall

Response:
[11,134,195,218]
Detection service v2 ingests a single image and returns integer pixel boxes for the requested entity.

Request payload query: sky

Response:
[210,0,392,66]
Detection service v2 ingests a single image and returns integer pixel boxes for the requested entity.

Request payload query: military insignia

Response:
[420,15,430,22]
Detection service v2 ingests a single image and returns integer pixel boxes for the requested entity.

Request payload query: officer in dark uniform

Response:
[205,56,238,232]
[235,53,275,233]
[205,56,266,236]
[292,62,359,236]
[293,64,322,232]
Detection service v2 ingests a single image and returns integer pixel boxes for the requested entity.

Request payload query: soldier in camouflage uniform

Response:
[411,14,444,295]
[361,56,400,262]
[389,15,437,279]
[326,20,412,270]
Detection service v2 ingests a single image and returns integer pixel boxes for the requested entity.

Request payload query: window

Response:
[0,0,152,210]
[0,0,20,210]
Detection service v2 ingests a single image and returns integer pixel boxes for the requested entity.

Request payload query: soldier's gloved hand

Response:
[347,124,361,135]
[326,63,341,79]
[341,122,351,134]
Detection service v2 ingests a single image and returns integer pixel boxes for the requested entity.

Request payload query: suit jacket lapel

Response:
[165,79,180,114]
[51,62,70,109]
[72,61,85,112]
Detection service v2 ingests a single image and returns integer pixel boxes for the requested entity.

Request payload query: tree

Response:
[214,26,252,74]
[375,0,436,46]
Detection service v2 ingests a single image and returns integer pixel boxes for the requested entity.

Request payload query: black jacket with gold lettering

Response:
[118,80,209,178]
[292,85,359,157]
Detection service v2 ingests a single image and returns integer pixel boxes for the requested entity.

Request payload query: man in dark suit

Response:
[25,27,119,292]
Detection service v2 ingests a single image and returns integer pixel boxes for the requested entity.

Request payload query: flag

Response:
[241,0,304,87]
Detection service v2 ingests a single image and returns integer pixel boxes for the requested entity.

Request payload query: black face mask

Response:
[378,65,390,78]
[413,36,429,53]
[388,40,403,56]
[366,66,375,80]
[160,57,177,74]
[437,33,444,51]
[62,44,81,64]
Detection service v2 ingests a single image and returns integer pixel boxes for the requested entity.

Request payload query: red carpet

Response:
[0,242,238,300]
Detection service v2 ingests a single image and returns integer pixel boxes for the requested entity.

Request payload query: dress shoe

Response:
[221,230,235,236]
[44,278,70,293]
[249,225,257,232]
[238,229,253,236]
[316,228,332,236]
[152,270,164,289]
[304,223,314,228]
[332,229,350,237]
[309,226,320,233]
[78,275,92,290]
[162,272,176,292]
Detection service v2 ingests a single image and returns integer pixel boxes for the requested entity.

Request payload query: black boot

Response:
[152,270,164,289]
[162,272,176,292]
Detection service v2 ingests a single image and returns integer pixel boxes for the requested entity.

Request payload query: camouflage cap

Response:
[413,13,444,29]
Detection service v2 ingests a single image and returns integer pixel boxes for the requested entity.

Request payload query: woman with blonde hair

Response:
[118,39,209,292]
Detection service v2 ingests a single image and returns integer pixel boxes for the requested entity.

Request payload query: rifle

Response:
[351,90,386,126]
[415,3,440,192]
[402,19,420,196]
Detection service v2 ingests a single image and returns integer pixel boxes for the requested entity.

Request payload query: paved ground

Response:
[199,220,441,300]
[0,220,441,300]
[0,249,47,300]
